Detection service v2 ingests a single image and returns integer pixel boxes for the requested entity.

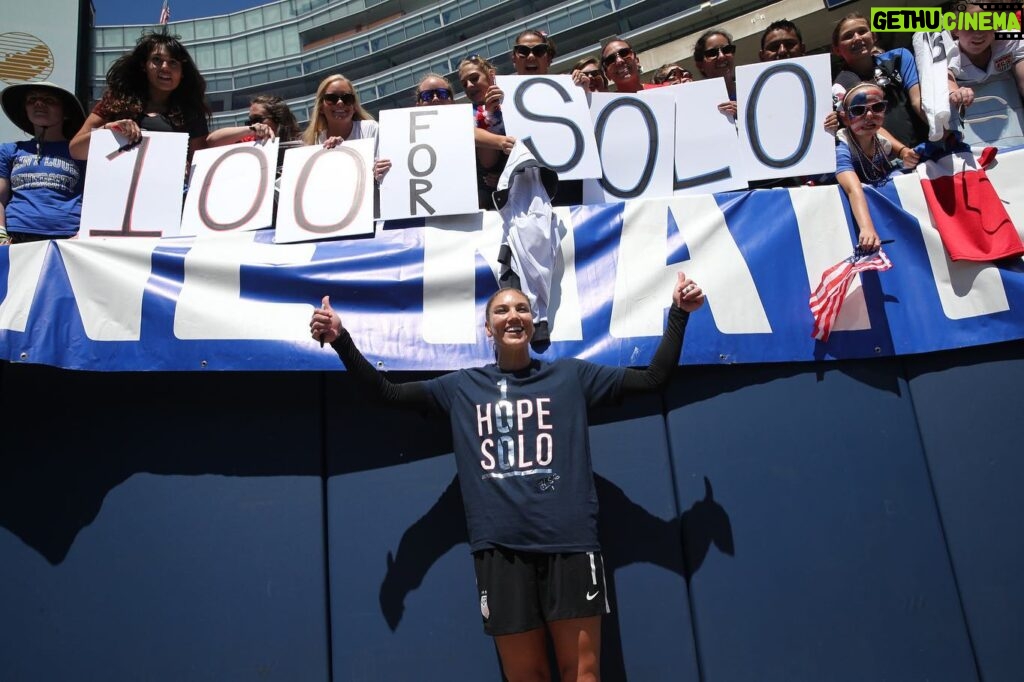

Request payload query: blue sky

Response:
[93,0,264,27]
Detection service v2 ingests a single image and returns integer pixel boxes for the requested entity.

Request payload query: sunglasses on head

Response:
[602,47,634,67]
[700,44,736,60]
[847,101,888,117]
[418,88,452,102]
[513,43,550,59]
[322,92,355,105]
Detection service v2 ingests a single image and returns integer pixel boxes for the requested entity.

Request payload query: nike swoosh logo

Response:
[586,590,599,601]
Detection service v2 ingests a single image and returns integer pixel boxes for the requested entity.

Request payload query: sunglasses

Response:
[580,69,603,79]
[664,69,691,81]
[322,92,356,105]
[847,101,888,117]
[700,44,736,60]
[602,47,634,67]
[246,115,269,126]
[418,88,453,102]
[513,44,550,59]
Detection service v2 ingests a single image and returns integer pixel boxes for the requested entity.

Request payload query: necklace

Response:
[848,133,892,185]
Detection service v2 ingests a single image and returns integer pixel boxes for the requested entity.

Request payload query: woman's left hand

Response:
[323,136,344,149]
[248,122,274,142]
[484,85,504,114]
[673,272,705,312]
[373,158,392,183]
[718,101,737,118]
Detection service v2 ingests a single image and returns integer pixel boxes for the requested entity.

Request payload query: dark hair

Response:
[693,28,733,62]
[515,29,557,58]
[831,12,868,47]
[485,288,530,320]
[100,32,209,129]
[761,19,803,49]
[250,94,299,142]
[653,63,691,84]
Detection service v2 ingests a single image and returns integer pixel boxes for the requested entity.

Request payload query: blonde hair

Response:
[301,74,373,145]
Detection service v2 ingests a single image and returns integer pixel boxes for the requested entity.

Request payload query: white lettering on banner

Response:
[421,209,583,344]
[892,173,1009,319]
[790,187,873,333]
[57,238,159,340]
[611,196,771,337]
[174,232,316,340]
[0,242,50,333]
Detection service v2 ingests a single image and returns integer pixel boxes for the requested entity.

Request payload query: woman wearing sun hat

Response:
[0,81,87,245]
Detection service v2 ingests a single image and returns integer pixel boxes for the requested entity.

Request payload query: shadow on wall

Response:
[378,473,734,679]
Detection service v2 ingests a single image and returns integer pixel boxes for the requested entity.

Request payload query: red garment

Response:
[917,147,1024,262]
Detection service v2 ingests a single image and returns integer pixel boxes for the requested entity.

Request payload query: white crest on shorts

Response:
[480,590,490,620]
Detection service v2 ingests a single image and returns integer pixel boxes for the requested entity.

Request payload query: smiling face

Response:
[145,44,183,95]
[696,33,735,80]
[601,40,640,92]
[24,89,65,131]
[955,4,996,61]
[458,63,492,105]
[320,77,356,125]
[512,33,552,75]
[840,84,887,137]
[832,17,875,65]
[485,290,534,353]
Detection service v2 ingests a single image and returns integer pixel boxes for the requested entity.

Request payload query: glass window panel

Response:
[263,3,281,24]
[387,27,405,45]
[394,73,415,90]
[213,17,230,37]
[215,41,232,68]
[352,41,369,58]
[569,7,592,24]
[177,22,194,41]
[230,13,245,34]
[193,44,214,71]
[232,38,247,64]
[442,8,459,24]
[284,29,301,54]
[371,36,387,52]
[423,14,441,31]
[287,64,302,78]
[92,53,107,74]
[265,29,284,59]
[548,13,571,33]
[194,19,213,39]
[406,21,424,39]
[247,34,266,62]
[245,9,262,30]
[102,27,123,47]
[460,0,481,14]
[236,74,251,88]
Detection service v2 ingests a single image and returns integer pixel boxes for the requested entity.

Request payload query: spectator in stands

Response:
[652,64,694,86]
[571,56,607,92]
[458,56,518,209]
[758,19,806,62]
[694,29,738,117]
[835,82,918,251]
[511,29,555,76]
[831,12,929,148]
[0,82,87,244]
[301,74,376,148]
[945,3,1024,149]
[416,73,456,106]
[248,95,300,142]
[70,32,210,160]
[601,37,643,93]
[302,74,390,183]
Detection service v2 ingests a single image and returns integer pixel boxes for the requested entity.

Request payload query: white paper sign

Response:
[736,54,836,181]
[670,79,748,195]
[377,104,478,220]
[274,138,375,243]
[79,130,189,239]
[583,90,677,205]
[181,139,279,237]
[497,75,602,181]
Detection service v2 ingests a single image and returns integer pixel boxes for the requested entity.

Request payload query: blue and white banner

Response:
[1,149,1022,372]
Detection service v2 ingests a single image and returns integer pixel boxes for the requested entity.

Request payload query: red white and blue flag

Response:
[159,0,171,25]
[809,248,893,342]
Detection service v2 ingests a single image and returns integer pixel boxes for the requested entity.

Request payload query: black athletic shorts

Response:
[473,547,610,636]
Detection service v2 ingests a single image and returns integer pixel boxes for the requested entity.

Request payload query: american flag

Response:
[809,248,892,342]
[159,0,170,24]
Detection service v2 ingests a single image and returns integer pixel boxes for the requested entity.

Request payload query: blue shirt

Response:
[0,141,86,237]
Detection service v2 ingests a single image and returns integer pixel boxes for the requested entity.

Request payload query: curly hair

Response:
[250,94,300,142]
[100,32,209,130]
[301,74,373,145]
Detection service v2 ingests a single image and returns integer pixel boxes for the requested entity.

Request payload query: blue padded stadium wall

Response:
[1,340,1021,681]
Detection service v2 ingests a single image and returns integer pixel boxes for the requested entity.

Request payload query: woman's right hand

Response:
[310,295,343,346]
[104,119,141,143]
[323,136,344,149]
